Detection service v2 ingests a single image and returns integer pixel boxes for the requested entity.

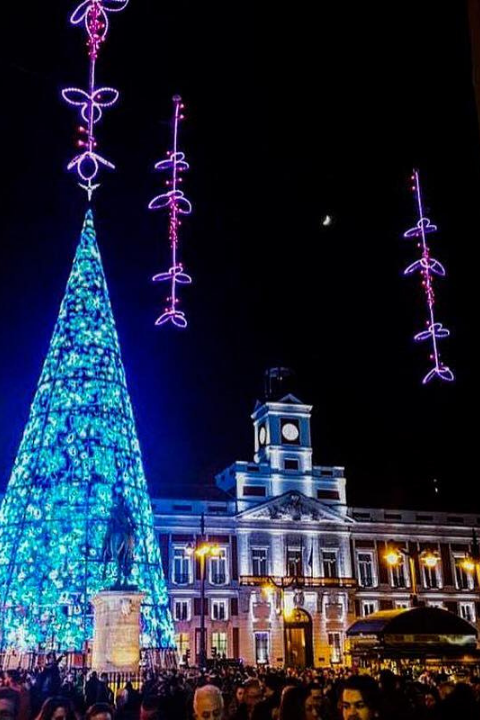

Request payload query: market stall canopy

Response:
[347,607,478,658]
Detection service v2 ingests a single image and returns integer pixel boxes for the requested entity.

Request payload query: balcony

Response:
[211,574,227,585]
[240,575,356,589]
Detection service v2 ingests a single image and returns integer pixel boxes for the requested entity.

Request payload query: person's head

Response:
[193,685,224,720]
[305,684,323,720]
[279,686,309,720]
[263,676,282,701]
[243,680,263,710]
[339,677,380,720]
[0,689,18,720]
[140,695,167,720]
[234,685,244,705]
[4,672,21,689]
[99,674,109,684]
[36,698,75,720]
[85,703,114,720]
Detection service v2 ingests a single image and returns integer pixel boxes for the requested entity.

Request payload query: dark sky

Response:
[0,1,478,511]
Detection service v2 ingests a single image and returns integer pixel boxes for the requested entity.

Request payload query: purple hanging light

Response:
[63,0,129,199]
[403,169,454,384]
[149,95,192,329]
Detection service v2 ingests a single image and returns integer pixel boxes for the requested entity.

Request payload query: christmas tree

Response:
[0,211,174,652]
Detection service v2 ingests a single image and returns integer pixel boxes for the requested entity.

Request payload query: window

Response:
[255,632,269,664]
[284,459,299,470]
[317,490,340,500]
[173,600,189,621]
[322,550,338,578]
[459,602,475,623]
[422,564,439,589]
[357,553,374,587]
[395,601,410,609]
[362,601,376,616]
[210,549,228,585]
[211,599,228,621]
[328,632,342,663]
[243,485,266,497]
[173,548,191,585]
[211,632,227,656]
[390,560,406,588]
[286,548,303,577]
[454,557,474,590]
[251,548,268,576]
[175,633,190,658]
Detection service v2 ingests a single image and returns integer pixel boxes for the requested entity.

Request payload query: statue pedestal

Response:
[91,590,144,674]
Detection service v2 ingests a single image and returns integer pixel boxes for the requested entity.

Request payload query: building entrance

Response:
[284,608,313,667]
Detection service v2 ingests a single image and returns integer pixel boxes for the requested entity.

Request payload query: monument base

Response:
[91,590,145,674]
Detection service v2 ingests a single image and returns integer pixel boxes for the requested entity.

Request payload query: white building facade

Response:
[152,394,480,666]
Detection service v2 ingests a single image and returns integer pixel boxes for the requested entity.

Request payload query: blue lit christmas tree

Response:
[0,211,174,652]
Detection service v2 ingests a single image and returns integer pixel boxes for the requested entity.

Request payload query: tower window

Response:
[243,485,266,497]
[284,459,299,471]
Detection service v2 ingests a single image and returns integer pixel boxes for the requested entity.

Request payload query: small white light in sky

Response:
[322,215,332,226]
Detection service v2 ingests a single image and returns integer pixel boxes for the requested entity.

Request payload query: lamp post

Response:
[385,545,439,606]
[187,539,220,668]
[461,530,480,588]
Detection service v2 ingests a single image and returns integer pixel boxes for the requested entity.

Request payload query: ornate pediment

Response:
[238,491,352,524]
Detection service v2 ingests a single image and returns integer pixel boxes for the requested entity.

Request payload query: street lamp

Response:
[385,544,439,606]
[461,531,480,588]
[186,541,220,668]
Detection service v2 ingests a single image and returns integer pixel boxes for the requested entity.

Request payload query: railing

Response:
[240,575,357,588]
[173,574,190,585]
[211,574,227,585]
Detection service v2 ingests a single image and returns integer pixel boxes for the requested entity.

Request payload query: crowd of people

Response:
[1,662,480,720]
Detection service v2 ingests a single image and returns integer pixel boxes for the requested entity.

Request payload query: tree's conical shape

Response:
[0,211,174,651]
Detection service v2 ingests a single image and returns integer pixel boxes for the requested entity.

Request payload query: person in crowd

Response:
[4,671,30,720]
[85,673,100,709]
[193,684,224,720]
[254,676,282,720]
[85,702,114,720]
[96,675,114,706]
[234,681,263,720]
[140,694,168,720]
[0,688,19,720]
[34,697,75,720]
[278,686,309,720]
[338,676,381,720]
[226,683,245,720]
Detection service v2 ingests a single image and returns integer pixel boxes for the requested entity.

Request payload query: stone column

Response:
[91,590,145,673]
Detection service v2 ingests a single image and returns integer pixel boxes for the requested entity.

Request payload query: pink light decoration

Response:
[403,169,454,384]
[63,0,129,199]
[149,95,192,329]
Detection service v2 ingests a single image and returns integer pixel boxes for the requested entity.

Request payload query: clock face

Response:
[281,422,299,442]
[259,426,266,445]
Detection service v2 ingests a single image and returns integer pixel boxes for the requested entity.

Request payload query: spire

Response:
[0,211,174,652]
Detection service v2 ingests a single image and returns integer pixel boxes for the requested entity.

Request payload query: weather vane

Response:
[149,95,192,328]
[402,169,454,384]
[62,0,129,200]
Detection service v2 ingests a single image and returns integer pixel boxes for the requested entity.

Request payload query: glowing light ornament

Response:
[62,0,129,199]
[403,170,454,384]
[149,95,192,328]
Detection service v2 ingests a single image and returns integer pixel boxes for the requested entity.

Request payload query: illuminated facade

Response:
[153,394,480,666]
[0,211,174,653]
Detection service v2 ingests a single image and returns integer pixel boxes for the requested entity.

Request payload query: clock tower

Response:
[253,394,313,473]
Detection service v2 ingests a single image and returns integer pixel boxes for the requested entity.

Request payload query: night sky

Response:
[0,1,478,511]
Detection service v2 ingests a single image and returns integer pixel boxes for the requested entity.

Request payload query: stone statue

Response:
[102,492,136,588]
